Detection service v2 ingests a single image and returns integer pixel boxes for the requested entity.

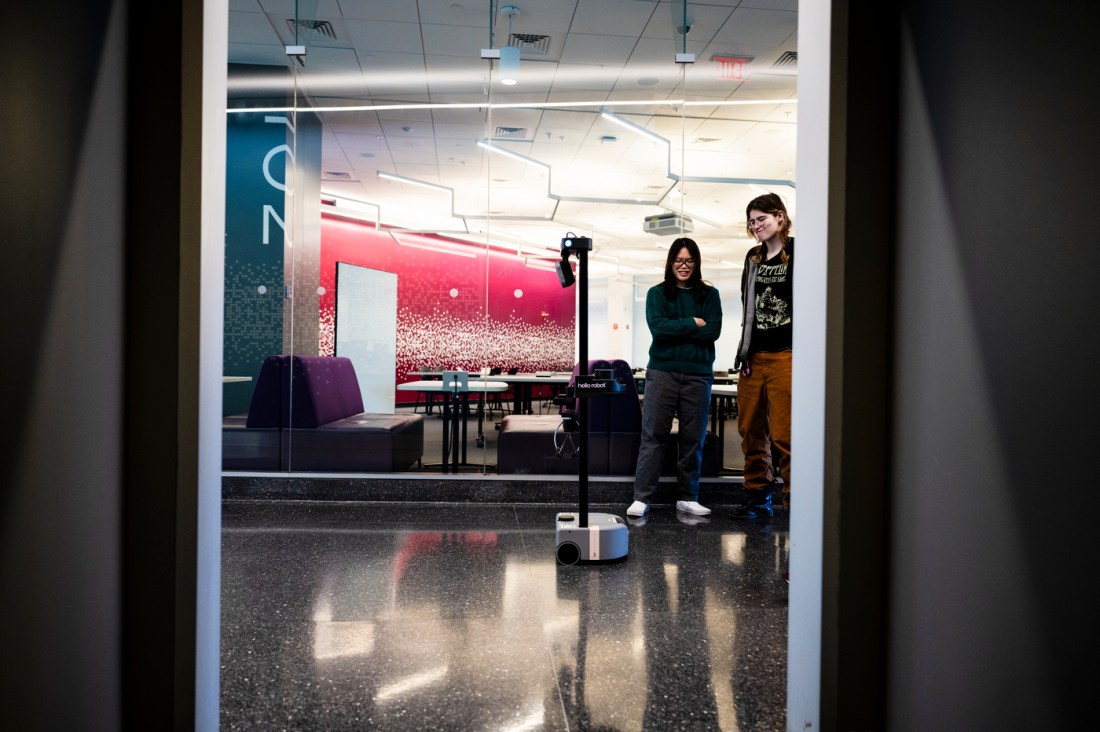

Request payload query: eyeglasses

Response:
[673,258,695,267]
[747,214,774,227]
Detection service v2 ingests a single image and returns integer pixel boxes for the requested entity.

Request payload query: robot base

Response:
[555,512,629,564]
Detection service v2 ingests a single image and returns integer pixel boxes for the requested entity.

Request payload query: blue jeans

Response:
[633,368,713,502]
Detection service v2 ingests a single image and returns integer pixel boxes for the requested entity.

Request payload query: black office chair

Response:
[413,365,439,414]
[485,367,511,419]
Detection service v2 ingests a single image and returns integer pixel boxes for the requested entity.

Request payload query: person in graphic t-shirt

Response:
[730,192,794,519]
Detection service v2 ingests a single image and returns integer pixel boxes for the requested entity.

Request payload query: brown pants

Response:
[736,350,792,501]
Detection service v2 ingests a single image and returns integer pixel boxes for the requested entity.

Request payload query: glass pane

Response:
[224,1,798,478]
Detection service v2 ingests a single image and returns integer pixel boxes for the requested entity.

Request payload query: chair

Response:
[414,365,438,414]
[485,367,511,420]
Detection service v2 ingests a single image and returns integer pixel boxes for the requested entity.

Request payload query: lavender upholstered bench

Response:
[223,355,424,472]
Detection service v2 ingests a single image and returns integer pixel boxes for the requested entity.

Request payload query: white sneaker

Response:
[626,500,649,517]
[676,500,711,516]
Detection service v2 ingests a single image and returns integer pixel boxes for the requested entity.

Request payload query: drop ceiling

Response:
[227,0,798,276]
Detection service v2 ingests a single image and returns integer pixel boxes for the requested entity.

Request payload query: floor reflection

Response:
[221,500,789,730]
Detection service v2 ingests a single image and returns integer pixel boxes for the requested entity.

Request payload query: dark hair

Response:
[661,237,708,299]
[745,192,793,245]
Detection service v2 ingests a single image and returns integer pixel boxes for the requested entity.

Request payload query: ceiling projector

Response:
[643,212,694,236]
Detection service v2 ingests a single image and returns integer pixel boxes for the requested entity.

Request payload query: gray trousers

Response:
[633,368,713,502]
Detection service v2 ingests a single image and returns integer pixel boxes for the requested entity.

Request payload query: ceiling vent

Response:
[322,171,355,181]
[494,126,528,139]
[773,51,797,67]
[643,212,694,236]
[692,137,721,144]
[508,33,552,55]
[286,19,338,42]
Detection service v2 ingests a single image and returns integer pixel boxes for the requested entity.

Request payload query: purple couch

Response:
[223,355,424,472]
[496,359,718,476]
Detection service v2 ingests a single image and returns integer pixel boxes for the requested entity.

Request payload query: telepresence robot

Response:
[552,234,630,565]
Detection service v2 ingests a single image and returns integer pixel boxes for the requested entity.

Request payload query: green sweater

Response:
[645,283,723,374]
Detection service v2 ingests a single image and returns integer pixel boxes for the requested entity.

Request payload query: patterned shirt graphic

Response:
[751,255,792,352]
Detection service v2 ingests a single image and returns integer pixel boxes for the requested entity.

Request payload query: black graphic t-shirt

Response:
[751,250,792,353]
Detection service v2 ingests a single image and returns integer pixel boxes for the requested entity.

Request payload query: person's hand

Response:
[694,317,706,327]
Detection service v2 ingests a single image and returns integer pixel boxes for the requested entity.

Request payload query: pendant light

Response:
[499,6,521,86]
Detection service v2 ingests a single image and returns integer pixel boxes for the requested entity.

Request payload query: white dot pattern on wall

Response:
[319,307,334,357]
[395,309,574,375]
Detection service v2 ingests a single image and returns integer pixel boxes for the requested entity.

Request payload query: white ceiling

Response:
[227,0,798,276]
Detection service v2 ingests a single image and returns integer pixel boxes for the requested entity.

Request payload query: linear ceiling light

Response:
[523,257,558,272]
[377,171,451,193]
[227,98,796,114]
[389,232,476,259]
[477,140,549,169]
[599,109,667,144]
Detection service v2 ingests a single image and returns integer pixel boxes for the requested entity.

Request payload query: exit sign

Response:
[711,54,753,81]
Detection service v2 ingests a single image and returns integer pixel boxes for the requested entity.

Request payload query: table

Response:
[710,383,738,472]
[406,371,572,415]
[493,373,572,414]
[396,380,510,471]
[223,376,253,383]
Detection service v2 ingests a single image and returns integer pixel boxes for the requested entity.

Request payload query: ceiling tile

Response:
[571,0,658,37]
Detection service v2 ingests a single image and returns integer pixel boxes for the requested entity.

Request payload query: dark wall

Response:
[885,2,1100,729]
[0,1,124,729]
[0,0,202,729]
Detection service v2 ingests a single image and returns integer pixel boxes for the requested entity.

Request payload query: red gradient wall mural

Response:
[320,214,576,402]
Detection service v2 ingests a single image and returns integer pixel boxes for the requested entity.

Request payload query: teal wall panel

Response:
[224,111,288,416]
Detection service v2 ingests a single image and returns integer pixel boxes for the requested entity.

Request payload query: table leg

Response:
[441,392,452,469]
[460,393,469,465]
[450,393,462,471]
[476,393,487,447]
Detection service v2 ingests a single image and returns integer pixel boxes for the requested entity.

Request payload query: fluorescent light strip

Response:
[599,110,667,144]
[443,232,533,254]
[321,196,381,223]
[227,98,796,114]
[322,192,380,210]
[524,258,558,271]
[477,140,549,169]
[394,240,476,259]
[517,244,557,257]
[377,171,451,193]
[320,205,380,226]
[389,231,476,259]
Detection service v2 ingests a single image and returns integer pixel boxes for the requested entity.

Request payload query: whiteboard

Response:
[335,263,397,413]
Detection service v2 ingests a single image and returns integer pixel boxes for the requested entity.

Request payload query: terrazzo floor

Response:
[221,499,789,730]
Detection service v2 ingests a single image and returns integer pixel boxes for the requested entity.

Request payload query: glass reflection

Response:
[224,1,797,477]
[222,500,790,728]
